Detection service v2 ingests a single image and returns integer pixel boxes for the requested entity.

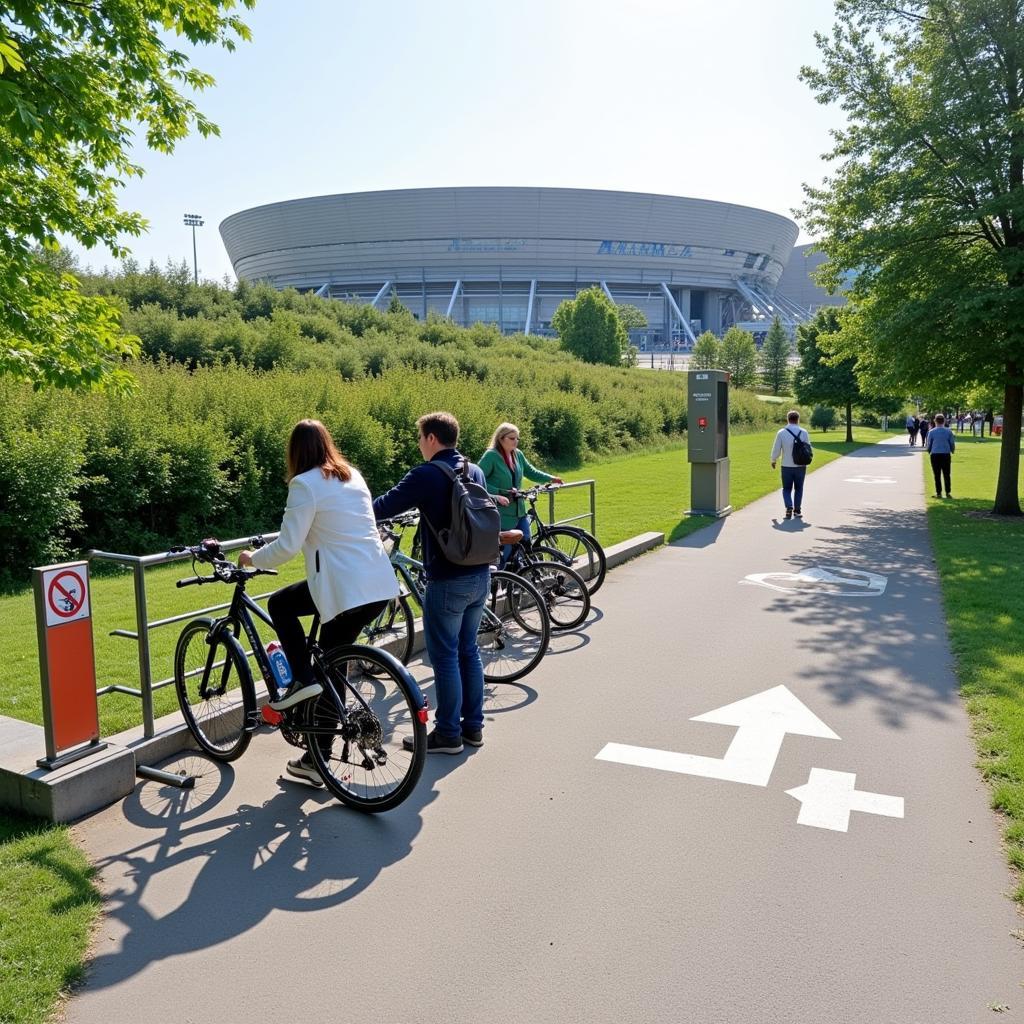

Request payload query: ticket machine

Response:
[686,369,732,517]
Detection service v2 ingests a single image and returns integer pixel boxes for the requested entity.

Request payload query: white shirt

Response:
[771,425,811,468]
[250,466,399,622]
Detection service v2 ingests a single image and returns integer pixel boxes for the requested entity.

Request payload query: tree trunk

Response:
[845,399,853,443]
[993,370,1022,515]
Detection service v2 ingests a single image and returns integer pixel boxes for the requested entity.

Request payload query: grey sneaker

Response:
[285,755,323,786]
[461,728,484,747]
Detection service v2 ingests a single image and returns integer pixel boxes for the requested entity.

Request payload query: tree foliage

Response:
[759,316,792,395]
[689,331,721,370]
[718,326,758,388]
[615,303,648,331]
[552,286,628,366]
[793,308,860,443]
[800,0,1024,512]
[0,1,255,390]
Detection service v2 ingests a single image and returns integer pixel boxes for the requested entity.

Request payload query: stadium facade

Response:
[220,187,834,347]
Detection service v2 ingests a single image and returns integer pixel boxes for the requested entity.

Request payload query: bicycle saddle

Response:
[499,529,524,544]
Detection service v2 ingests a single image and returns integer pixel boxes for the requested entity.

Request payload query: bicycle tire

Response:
[517,561,591,630]
[304,645,426,813]
[357,594,415,668]
[535,526,607,595]
[174,617,254,761]
[478,571,550,683]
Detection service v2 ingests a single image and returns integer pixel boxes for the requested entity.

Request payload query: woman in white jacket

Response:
[239,420,398,780]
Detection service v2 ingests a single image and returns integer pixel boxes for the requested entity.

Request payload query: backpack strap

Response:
[786,427,802,440]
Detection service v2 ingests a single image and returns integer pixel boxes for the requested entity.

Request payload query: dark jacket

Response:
[372,448,489,580]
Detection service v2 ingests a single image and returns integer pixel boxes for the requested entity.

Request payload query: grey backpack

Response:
[425,460,501,566]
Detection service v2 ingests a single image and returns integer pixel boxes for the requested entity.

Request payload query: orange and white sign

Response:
[34,561,100,764]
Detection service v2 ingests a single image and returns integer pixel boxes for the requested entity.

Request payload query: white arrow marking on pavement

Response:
[740,565,888,596]
[785,767,904,832]
[595,685,839,787]
[843,475,896,483]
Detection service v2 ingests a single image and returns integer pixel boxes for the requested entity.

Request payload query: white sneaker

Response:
[268,681,323,711]
[285,756,323,786]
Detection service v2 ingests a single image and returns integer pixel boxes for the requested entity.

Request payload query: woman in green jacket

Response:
[479,422,563,565]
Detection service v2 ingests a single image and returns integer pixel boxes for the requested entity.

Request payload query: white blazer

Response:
[250,466,398,623]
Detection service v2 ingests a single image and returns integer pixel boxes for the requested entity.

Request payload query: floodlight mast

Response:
[183,213,204,284]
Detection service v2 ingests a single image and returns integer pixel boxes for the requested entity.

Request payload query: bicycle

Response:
[365,513,551,683]
[500,530,591,630]
[519,485,607,595]
[171,538,427,813]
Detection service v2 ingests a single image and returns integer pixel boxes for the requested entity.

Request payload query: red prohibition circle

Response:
[48,570,86,618]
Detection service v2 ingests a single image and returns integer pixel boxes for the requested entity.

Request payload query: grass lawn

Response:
[0,813,100,1024]
[922,434,1024,897]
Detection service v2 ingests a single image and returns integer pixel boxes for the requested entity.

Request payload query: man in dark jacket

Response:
[373,411,490,754]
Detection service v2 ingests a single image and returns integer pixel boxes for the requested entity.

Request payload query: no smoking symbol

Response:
[48,570,86,618]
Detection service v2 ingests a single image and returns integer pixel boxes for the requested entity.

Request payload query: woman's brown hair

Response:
[285,419,352,483]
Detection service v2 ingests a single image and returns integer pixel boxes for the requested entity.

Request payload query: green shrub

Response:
[810,405,837,431]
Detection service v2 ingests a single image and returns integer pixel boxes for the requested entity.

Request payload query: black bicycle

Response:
[366,513,552,683]
[171,538,427,813]
[501,530,591,630]
[521,485,607,595]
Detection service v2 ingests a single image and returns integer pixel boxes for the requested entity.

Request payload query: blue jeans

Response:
[780,466,806,510]
[500,514,531,567]
[422,570,489,738]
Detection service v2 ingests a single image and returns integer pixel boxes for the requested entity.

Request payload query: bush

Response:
[810,405,837,431]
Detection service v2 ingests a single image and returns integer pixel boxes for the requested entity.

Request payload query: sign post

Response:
[33,561,106,769]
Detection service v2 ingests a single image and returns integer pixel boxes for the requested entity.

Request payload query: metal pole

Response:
[589,482,596,535]
[191,226,198,285]
[133,562,155,738]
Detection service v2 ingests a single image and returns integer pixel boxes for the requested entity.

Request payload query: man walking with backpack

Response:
[770,410,813,520]
[373,411,499,754]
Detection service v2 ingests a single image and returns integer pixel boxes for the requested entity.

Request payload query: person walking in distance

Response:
[373,412,494,754]
[925,413,956,498]
[918,413,930,450]
[906,413,918,446]
[770,410,813,520]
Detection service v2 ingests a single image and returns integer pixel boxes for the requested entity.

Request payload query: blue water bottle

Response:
[265,640,292,693]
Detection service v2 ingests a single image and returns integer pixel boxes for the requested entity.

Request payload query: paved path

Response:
[69,439,1022,1023]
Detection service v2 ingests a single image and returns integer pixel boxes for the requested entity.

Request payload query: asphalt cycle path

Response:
[67,437,1021,1024]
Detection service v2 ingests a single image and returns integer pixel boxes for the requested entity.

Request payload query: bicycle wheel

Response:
[478,571,550,683]
[174,617,253,761]
[518,561,591,630]
[357,594,415,668]
[304,646,426,813]
[536,526,607,595]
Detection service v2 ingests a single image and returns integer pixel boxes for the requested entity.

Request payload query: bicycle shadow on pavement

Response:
[81,748,462,993]
[743,503,960,729]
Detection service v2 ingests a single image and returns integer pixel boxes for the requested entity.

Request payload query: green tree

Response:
[615,303,648,331]
[0,1,255,391]
[689,331,721,370]
[718,326,758,388]
[800,0,1023,514]
[552,286,628,366]
[793,308,860,443]
[759,316,792,395]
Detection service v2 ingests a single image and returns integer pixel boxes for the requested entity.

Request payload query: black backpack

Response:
[787,427,814,466]
[424,460,501,566]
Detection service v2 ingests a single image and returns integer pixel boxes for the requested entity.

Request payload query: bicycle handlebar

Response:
[172,537,277,588]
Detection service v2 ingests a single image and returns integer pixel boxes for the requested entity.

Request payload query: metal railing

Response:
[87,532,279,739]
[541,479,596,536]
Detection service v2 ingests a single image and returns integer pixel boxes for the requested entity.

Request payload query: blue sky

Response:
[70,0,843,282]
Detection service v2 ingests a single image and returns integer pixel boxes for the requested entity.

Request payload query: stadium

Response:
[220,187,835,347]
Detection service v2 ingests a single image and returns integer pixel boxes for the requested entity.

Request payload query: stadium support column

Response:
[659,282,697,345]
[601,281,615,304]
[525,280,537,335]
[446,280,463,319]
[371,281,392,309]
